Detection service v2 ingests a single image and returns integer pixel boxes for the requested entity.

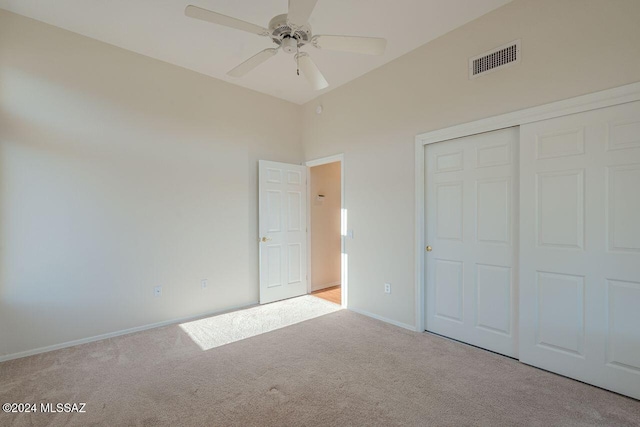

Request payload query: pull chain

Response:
[296,44,300,76]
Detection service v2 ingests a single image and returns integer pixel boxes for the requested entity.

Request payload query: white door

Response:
[258,160,308,304]
[519,101,640,399]
[425,127,519,357]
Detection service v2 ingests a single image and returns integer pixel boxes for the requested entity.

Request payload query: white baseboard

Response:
[311,281,341,292]
[348,307,416,331]
[0,302,257,363]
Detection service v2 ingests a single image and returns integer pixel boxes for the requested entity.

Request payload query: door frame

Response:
[305,153,347,308]
[414,82,640,332]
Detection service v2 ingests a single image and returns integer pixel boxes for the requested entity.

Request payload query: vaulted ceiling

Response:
[0,0,512,104]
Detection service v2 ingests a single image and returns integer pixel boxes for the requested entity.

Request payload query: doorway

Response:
[306,155,345,307]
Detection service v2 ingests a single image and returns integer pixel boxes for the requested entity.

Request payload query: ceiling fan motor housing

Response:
[268,14,311,52]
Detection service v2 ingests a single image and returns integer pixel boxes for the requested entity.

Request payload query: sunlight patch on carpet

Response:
[179,295,342,350]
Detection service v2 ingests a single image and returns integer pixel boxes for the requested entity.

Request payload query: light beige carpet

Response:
[1,309,639,426]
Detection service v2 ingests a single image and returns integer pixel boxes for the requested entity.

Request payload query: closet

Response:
[423,99,640,399]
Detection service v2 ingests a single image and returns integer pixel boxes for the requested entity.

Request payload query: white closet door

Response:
[425,127,519,357]
[519,101,640,399]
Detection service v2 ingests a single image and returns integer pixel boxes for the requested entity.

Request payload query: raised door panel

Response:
[476,143,511,168]
[266,168,282,183]
[607,119,640,151]
[436,183,463,241]
[607,165,640,253]
[434,259,464,322]
[475,264,511,335]
[536,170,584,250]
[535,272,585,357]
[536,128,585,159]
[476,178,511,244]
[435,150,464,173]
[266,245,282,288]
[288,243,302,284]
[266,190,282,232]
[287,170,302,185]
[287,191,302,232]
[606,279,640,373]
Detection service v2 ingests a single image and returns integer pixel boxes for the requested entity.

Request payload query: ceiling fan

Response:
[185,0,387,90]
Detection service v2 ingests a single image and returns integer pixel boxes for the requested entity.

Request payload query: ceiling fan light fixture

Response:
[282,37,298,54]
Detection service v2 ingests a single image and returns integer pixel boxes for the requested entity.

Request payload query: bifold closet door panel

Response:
[519,101,640,399]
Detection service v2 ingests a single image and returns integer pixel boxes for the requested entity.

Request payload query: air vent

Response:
[469,40,520,79]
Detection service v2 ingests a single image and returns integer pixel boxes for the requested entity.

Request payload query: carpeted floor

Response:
[179,295,341,351]
[1,308,639,426]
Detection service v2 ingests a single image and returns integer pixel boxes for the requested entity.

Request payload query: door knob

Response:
[426,245,432,252]
[261,236,272,242]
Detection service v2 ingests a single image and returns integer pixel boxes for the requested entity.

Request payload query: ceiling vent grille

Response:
[469,40,520,79]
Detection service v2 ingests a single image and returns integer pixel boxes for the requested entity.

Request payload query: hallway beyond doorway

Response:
[311,285,341,305]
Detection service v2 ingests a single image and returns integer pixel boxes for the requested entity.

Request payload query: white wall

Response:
[301,0,640,327]
[0,10,302,358]
[310,162,341,290]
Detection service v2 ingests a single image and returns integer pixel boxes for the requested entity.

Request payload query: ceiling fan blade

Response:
[312,35,387,55]
[297,53,328,90]
[185,5,269,36]
[287,0,318,27]
[227,48,278,78]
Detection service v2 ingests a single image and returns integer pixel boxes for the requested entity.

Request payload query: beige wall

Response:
[301,0,640,327]
[0,10,302,358]
[310,162,341,291]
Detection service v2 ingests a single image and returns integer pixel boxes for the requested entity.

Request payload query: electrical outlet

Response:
[201,279,208,290]
[154,286,162,297]
[384,283,391,294]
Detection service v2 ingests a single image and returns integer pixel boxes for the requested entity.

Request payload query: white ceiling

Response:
[0,0,512,104]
